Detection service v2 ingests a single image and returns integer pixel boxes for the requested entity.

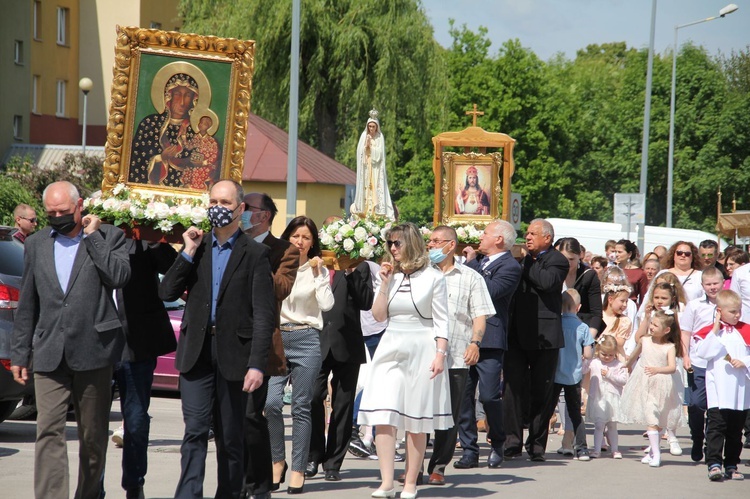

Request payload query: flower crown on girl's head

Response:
[602,283,632,294]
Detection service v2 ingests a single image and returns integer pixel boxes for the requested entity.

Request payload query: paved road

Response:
[0,395,747,498]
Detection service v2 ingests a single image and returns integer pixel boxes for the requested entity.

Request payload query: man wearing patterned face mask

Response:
[160,180,277,499]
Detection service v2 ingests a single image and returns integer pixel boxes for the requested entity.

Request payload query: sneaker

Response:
[394,452,405,463]
[589,451,601,459]
[612,451,623,459]
[641,454,652,464]
[111,426,124,448]
[575,449,591,462]
[556,447,574,456]
[649,456,661,467]
[349,434,373,458]
[691,440,704,462]
[669,439,683,456]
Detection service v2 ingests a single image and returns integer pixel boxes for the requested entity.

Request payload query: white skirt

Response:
[357,316,453,434]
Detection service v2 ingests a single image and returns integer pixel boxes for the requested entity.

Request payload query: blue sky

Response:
[421,0,747,60]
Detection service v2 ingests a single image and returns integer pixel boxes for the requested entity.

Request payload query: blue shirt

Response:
[555,312,594,385]
[210,230,240,324]
[52,229,83,292]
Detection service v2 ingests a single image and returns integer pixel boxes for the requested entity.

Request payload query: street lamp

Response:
[79,77,93,154]
[666,3,738,227]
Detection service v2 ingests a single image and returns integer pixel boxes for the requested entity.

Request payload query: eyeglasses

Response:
[700,253,714,258]
[675,250,692,257]
[246,205,267,212]
[20,216,38,224]
[386,240,402,249]
[428,239,451,245]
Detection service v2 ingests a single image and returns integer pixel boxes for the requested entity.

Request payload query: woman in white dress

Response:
[358,223,452,499]
[351,109,396,220]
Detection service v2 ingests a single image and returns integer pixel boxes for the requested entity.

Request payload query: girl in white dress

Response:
[358,223,452,499]
[620,309,685,467]
[586,336,628,459]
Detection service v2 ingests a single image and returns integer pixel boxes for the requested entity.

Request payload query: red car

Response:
[152,298,184,392]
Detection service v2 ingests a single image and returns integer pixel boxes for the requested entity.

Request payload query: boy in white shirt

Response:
[693,290,750,481]
[680,267,723,461]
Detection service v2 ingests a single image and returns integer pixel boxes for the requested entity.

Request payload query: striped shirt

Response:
[439,258,496,369]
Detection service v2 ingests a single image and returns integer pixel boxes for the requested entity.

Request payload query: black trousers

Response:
[176,335,255,499]
[705,408,748,471]
[427,367,469,474]
[243,377,272,495]
[309,353,360,471]
[503,346,559,457]
[551,383,587,450]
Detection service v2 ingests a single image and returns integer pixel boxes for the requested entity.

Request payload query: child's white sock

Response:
[647,430,661,460]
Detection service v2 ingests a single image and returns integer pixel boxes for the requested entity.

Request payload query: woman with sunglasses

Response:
[661,241,703,302]
[265,216,334,494]
[358,222,451,499]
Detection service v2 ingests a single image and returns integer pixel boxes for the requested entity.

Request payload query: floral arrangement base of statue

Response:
[319,215,391,269]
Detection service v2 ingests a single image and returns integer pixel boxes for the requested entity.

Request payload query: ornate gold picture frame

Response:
[441,152,502,224]
[102,26,254,195]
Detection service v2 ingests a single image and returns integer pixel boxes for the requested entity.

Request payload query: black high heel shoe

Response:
[271,461,288,492]
[287,484,304,494]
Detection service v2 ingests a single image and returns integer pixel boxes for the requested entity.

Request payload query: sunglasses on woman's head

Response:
[386,240,402,249]
[675,250,692,257]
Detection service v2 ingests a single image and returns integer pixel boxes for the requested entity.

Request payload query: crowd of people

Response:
[8,181,750,499]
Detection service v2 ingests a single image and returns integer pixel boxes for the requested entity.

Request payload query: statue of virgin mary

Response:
[351,109,395,220]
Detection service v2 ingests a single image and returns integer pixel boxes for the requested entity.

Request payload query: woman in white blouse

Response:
[265,216,334,494]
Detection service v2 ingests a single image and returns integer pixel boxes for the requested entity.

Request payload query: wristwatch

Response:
[470,340,481,348]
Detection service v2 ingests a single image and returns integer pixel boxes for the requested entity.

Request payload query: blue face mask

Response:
[429,244,449,264]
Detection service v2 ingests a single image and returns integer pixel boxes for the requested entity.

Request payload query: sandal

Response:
[725,469,744,481]
[708,466,723,482]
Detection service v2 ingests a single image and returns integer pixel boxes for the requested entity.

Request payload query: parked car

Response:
[0,227,33,424]
[152,296,184,392]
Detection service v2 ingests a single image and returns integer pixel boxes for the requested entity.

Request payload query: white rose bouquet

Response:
[84,184,211,234]
[320,215,389,260]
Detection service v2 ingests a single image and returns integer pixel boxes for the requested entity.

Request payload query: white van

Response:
[546,218,727,256]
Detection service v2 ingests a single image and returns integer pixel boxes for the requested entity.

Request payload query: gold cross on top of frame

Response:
[465,104,484,127]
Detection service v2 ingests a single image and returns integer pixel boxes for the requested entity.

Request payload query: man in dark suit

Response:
[503,218,569,461]
[242,192,299,492]
[11,180,131,499]
[307,259,374,481]
[454,221,522,471]
[242,192,299,376]
[159,180,276,499]
[114,240,178,499]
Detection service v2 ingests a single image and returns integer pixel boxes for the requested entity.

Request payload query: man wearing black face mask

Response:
[11,181,131,499]
[160,180,276,499]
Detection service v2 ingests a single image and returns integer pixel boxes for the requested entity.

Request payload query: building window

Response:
[13,115,23,140]
[150,21,162,29]
[56,80,66,117]
[32,75,40,114]
[14,40,23,64]
[33,1,42,40]
[57,7,69,45]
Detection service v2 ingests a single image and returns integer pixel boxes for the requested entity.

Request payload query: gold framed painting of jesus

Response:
[441,152,502,224]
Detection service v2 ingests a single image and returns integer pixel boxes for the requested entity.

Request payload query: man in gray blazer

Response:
[11,181,131,499]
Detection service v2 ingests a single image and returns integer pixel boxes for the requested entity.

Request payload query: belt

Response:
[280,324,313,332]
[208,325,217,335]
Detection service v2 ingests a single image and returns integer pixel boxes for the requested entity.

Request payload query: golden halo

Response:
[150,61,218,135]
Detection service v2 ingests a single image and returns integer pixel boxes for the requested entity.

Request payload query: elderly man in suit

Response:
[114,241,178,499]
[242,192,299,491]
[503,218,569,461]
[307,251,374,481]
[160,180,276,499]
[452,221,521,472]
[11,180,131,499]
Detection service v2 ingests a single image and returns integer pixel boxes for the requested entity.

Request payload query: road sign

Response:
[510,193,521,231]
[614,193,645,240]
